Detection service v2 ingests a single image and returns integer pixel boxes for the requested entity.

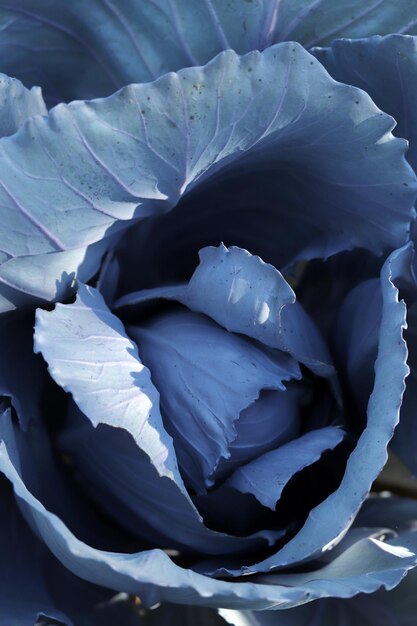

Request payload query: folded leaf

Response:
[226,427,345,510]
[213,385,303,481]
[60,406,282,554]
[34,284,179,482]
[221,498,417,625]
[35,284,277,553]
[0,43,415,311]
[214,244,412,575]
[117,245,335,377]
[129,308,300,493]
[2,409,417,611]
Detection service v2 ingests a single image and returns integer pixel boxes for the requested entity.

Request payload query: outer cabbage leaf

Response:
[0,478,152,626]
[2,409,417,612]
[0,71,112,312]
[314,35,417,173]
[0,43,414,311]
[209,244,411,576]
[220,498,417,625]
[2,1,417,104]
[59,404,283,553]
[334,243,417,475]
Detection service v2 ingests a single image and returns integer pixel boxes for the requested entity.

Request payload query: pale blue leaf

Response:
[128,308,300,493]
[252,531,417,601]
[314,35,417,173]
[35,284,277,553]
[0,237,110,312]
[60,406,281,554]
[0,75,114,310]
[221,498,417,625]
[34,283,180,482]
[120,245,335,377]
[2,1,417,105]
[0,42,414,311]
[216,244,411,575]
[3,407,417,612]
[0,73,46,138]
[226,427,345,510]
[3,407,417,611]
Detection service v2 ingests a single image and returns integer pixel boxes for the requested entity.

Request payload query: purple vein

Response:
[192,60,227,171]
[168,0,199,66]
[305,0,386,47]
[202,0,231,49]
[71,119,140,198]
[0,179,65,250]
[174,75,191,191]
[260,0,282,49]
[1,5,120,89]
[252,50,294,145]
[130,93,183,177]
[39,141,122,219]
[398,17,417,33]
[275,0,324,42]
[99,0,157,80]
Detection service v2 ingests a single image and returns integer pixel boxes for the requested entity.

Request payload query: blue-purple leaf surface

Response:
[2,1,417,104]
[314,35,417,173]
[226,427,345,510]
[2,406,417,611]
[0,42,414,311]
[34,284,279,553]
[128,308,300,493]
